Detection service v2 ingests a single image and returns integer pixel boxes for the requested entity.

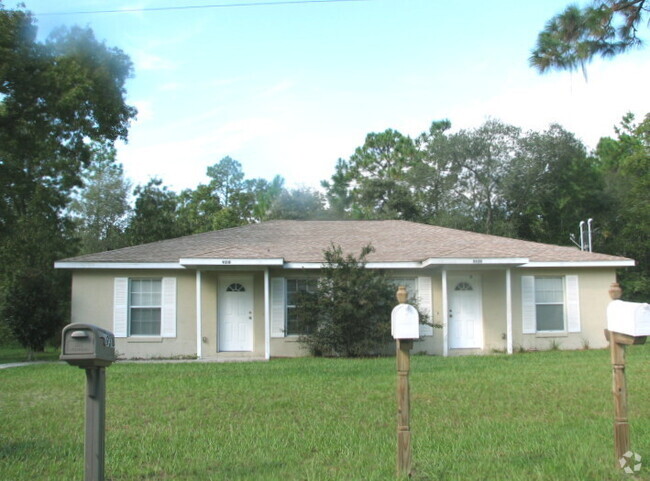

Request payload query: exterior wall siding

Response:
[511,268,615,352]
[69,266,618,359]
[71,269,197,359]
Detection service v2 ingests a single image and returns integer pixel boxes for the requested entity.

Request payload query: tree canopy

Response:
[0,3,136,352]
[531,1,648,74]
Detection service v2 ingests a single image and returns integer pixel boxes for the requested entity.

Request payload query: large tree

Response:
[411,120,461,226]
[531,1,648,74]
[69,145,131,254]
[266,187,326,220]
[596,113,650,300]
[449,120,520,235]
[505,124,607,245]
[126,179,184,245]
[323,129,420,220]
[177,157,285,233]
[0,4,136,352]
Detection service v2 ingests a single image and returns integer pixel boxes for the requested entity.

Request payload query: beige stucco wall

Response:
[71,269,197,359]
[511,268,615,352]
[440,268,616,355]
[69,265,618,359]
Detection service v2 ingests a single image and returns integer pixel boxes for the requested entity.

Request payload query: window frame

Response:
[128,277,163,337]
[285,278,319,336]
[533,276,567,333]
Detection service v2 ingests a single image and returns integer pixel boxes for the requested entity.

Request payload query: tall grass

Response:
[1,348,649,480]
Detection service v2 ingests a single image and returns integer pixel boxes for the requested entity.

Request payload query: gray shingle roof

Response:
[56,220,632,266]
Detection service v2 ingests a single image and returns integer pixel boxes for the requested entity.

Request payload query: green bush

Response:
[294,244,401,357]
[1,269,64,359]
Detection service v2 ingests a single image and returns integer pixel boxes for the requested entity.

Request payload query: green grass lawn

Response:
[1,348,649,480]
[0,344,60,364]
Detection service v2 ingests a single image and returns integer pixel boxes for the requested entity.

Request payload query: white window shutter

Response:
[161,277,177,338]
[113,277,128,338]
[566,275,581,333]
[417,276,434,336]
[521,276,536,334]
[270,278,285,338]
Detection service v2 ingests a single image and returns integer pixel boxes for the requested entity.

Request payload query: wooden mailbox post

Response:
[604,283,649,467]
[391,286,419,478]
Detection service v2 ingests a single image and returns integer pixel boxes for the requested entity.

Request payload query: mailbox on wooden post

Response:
[61,323,116,481]
[391,286,419,478]
[604,284,648,468]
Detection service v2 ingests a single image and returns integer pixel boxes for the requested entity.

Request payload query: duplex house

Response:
[55,220,633,359]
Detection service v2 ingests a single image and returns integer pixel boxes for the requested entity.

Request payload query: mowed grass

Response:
[1,348,650,481]
[0,344,60,364]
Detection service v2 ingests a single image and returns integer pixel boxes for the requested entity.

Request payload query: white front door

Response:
[218,276,254,352]
[448,275,483,349]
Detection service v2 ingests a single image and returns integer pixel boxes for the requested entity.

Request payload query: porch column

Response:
[195,270,202,359]
[442,269,449,357]
[264,268,270,360]
[506,268,513,355]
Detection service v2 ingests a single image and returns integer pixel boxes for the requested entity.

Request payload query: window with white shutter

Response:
[521,275,581,334]
[113,277,177,337]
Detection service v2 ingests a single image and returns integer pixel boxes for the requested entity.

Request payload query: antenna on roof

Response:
[571,219,594,252]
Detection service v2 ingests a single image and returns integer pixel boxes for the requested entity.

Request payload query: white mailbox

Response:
[391,304,419,340]
[607,300,650,337]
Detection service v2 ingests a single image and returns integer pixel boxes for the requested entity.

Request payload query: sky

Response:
[13,0,650,192]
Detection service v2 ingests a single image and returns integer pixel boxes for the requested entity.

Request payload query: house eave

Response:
[521,260,635,268]
[179,258,285,267]
[421,257,529,267]
[54,262,184,270]
[283,261,423,269]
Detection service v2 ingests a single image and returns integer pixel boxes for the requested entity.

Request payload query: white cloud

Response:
[131,49,177,71]
[449,55,650,149]
[131,100,154,123]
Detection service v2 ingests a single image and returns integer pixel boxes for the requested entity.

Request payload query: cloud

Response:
[116,115,288,191]
[259,80,295,98]
[131,49,177,71]
[131,100,153,123]
[448,55,650,149]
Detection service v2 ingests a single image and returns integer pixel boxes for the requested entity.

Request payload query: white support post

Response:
[506,268,513,355]
[442,269,448,357]
[264,268,271,360]
[195,270,202,359]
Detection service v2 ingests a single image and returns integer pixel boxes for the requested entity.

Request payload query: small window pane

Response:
[226,283,246,292]
[129,279,162,335]
[130,308,161,335]
[535,278,563,303]
[130,279,161,307]
[454,282,473,291]
[536,304,564,331]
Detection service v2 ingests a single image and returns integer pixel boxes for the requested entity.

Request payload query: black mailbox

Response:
[60,323,116,368]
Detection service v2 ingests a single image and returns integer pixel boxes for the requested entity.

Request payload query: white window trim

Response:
[113,276,176,339]
[521,275,580,336]
[128,278,163,337]
[534,276,566,334]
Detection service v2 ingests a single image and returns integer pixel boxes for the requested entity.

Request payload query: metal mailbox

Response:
[60,323,116,368]
[391,304,419,340]
[607,300,650,337]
